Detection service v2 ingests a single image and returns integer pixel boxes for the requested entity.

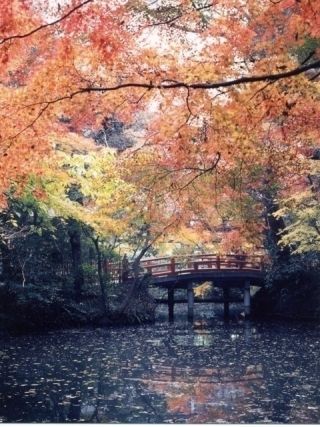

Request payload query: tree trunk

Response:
[68,221,84,299]
[118,245,151,314]
[92,237,108,314]
[261,170,290,262]
[0,241,15,283]
[264,196,290,262]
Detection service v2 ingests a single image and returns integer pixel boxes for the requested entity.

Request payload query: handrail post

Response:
[170,257,175,274]
[121,255,129,283]
[119,261,122,284]
[217,255,220,270]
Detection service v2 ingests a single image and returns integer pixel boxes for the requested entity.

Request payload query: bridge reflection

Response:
[141,358,264,422]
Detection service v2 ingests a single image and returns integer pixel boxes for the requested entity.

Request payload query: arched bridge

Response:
[105,254,266,320]
[106,254,265,286]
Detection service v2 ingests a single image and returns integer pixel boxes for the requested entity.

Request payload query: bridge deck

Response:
[105,253,266,287]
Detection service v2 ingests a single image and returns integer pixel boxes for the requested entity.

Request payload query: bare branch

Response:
[301,50,316,65]
[0,0,93,45]
[192,2,214,12]
[249,80,275,101]
[38,58,320,102]
[310,71,320,81]
[144,12,182,28]
[179,152,221,190]
[1,103,50,155]
[2,59,319,144]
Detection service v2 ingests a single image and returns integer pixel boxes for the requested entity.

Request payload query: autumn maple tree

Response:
[0,0,319,256]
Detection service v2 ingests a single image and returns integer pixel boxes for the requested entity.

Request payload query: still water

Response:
[0,305,319,423]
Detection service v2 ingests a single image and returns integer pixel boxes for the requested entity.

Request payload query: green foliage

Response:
[82,263,98,283]
[274,190,320,254]
[294,37,320,65]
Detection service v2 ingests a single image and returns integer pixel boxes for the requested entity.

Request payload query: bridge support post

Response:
[244,281,251,318]
[223,287,230,319]
[168,288,174,322]
[187,283,194,321]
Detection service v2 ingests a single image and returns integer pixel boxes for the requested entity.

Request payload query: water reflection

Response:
[142,363,264,423]
[0,308,319,423]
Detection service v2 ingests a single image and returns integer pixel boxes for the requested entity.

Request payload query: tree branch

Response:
[144,12,182,28]
[32,59,320,107]
[0,0,93,45]
[2,59,319,145]
[192,3,214,12]
[90,59,320,91]
[179,152,221,190]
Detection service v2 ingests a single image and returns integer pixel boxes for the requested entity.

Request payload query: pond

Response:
[0,305,319,423]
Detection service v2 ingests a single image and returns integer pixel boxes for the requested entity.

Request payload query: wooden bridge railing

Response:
[104,254,265,284]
